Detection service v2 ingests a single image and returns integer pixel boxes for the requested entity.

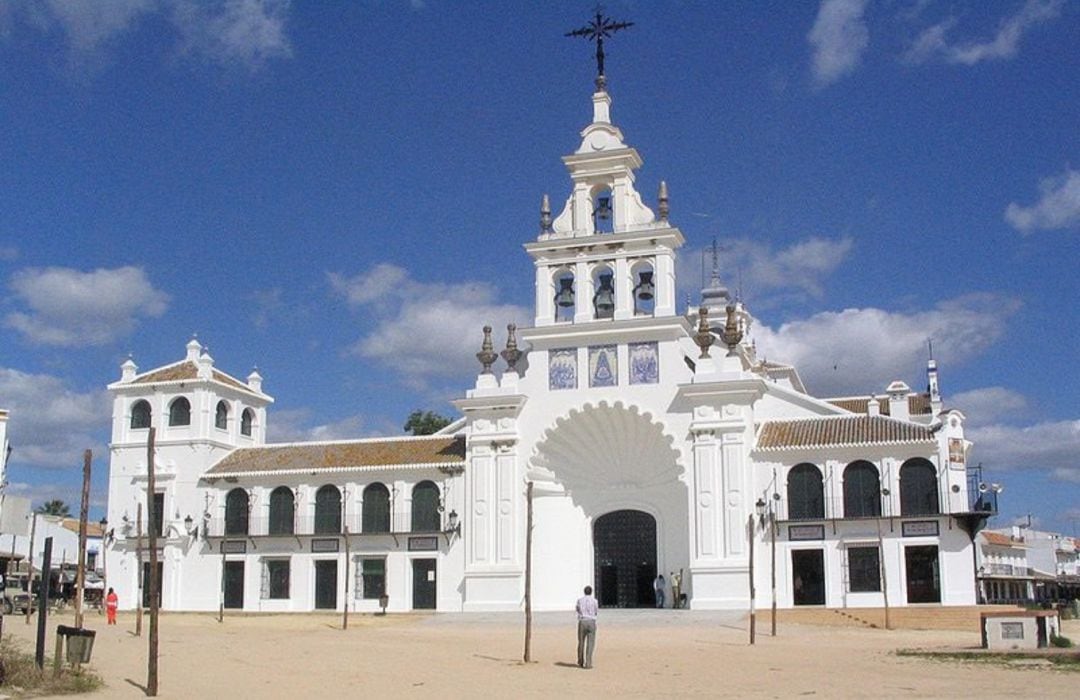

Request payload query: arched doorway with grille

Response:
[593,509,657,608]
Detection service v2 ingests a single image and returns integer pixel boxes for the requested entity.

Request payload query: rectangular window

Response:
[152,492,165,537]
[847,546,881,592]
[360,558,386,600]
[262,559,290,599]
[1001,622,1024,639]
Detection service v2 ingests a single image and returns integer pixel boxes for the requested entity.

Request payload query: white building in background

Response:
[104,72,992,614]
[977,527,1080,605]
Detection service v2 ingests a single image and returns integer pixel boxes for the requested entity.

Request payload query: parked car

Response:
[2,588,36,614]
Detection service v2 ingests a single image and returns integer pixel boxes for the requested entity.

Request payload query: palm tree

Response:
[37,499,71,517]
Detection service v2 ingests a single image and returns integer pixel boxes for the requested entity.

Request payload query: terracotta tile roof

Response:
[756,415,935,451]
[132,361,251,392]
[982,531,1023,547]
[204,435,466,477]
[60,519,105,537]
[824,393,933,416]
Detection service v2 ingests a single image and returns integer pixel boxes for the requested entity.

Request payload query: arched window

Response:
[900,458,940,516]
[843,461,881,518]
[215,401,229,430]
[362,483,391,533]
[225,488,249,536]
[411,481,440,532]
[314,485,341,534]
[240,408,254,437]
[592,266,615,319]
[130,400,151,429]
[268,486,295,535]
[554,269,575,322]
[168,397,191,426]
[787,463,825,520]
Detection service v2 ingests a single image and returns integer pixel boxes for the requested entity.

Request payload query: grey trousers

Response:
[577,619,596,668]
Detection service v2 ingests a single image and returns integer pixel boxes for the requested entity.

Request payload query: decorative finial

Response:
[693,308,715,359]
[658,180,669,222]
[566,8,634,91]
[501,323,522,371]
[476,325,498,374]
[540,194,553,233]
[720,304,744,356]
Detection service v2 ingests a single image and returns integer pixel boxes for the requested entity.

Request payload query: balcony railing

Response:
[203,512,446,538]
[985,563,1030,577]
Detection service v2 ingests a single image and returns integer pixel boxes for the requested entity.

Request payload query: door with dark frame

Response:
[223,561,244,609]
[592,510,658,608]
[904,545,941,603]
[314,560,338,610]
[791,549,826,606]
[412,559,437,610]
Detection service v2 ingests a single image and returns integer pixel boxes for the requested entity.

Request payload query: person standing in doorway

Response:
[654,574,666,608]
[575,585,598,669]
[105,587,118,625]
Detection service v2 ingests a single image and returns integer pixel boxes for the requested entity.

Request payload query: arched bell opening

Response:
[630,260,656,316]
[553,267,576,323]
[591,186,614,234]
[592,264,615,320]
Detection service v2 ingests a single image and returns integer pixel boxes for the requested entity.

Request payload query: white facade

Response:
[105,80,985,613]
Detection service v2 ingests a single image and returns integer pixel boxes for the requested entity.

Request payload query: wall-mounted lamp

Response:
[184,514,197,538]
[755,498,766,528]
[444,509,461,538]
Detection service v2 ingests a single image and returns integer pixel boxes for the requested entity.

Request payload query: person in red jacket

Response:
[105,587,118,625]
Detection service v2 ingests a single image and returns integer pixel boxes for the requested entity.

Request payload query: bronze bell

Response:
[634,270,655,301]
[554,277,576,308]
[594,272,615,318]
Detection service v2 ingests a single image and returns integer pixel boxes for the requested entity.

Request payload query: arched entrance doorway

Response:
[593,510,657,608]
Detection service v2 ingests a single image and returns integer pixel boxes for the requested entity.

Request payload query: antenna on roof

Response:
[927,338,934,360]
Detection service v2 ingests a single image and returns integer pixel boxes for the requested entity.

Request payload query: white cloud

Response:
[171,0,292,70]
[330,264,529,386]
[679,236,854,305]
[6,0,292,71]
[5,266,169,346]
[968,419,1080,483]
[950,386,1028,426]
[0,367,109,470]
[1004,168,1080,234]
[39,0,154,52]
[808,0,870,87]
[753,293,1016,396]
[265,408,374,443]
[905,0,1063,66]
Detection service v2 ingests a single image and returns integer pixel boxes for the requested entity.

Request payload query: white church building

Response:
[104,75,988,614]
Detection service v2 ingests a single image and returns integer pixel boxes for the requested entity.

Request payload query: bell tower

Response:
[526,83,684,327]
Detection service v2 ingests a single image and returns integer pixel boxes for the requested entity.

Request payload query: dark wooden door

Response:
[412,559,436,610]
[314,560,338,610]
[141,562,164,609]
[791,549,826,606]
[593,510,657,608]
[905,545,941,603]
[223,561,244,609]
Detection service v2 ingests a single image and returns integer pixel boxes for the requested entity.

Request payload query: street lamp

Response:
[750,499,765,645]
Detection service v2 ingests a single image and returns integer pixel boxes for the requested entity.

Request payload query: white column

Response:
[466,446,494,567]
[692,432,721,562]
[535,265,553,326]
[655,251,676,316]
[614,256,632,320]
[495,447,517,565]
[720,431,746,557]
[574,260,593,323]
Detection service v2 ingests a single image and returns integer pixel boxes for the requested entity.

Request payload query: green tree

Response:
[37,499,71,517]
[403,410,452,436]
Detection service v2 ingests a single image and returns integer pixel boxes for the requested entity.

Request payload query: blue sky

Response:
[0,1,1076,533]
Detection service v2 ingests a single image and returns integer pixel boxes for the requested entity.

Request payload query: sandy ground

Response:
[3,610,1077,698]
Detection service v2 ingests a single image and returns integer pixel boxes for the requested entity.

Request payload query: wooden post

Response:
[877,518,890,631]
[136,503,143,637]
[342,525,350,631]
[770,512,777,637]
[147,426,159,697]
[523,481,533,663]
[100,521,108,616]
[748,514,756,645]
[26,512,36,624]
[53,626,63,677]
[218,543,225,624]
[74,449,91,629]
[35,537,53,669]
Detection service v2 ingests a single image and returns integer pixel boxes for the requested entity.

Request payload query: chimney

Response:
[866,395,881,416]
[885,380,911,421]
[120,357,138,382]
[186,337,202,362]
[197,350,214,379]
[247,369,263,393]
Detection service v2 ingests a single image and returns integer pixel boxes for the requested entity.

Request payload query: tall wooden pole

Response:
[136,503,143,636]
[342,526,350,631]
[25,512,36,625]
[877,518,890,631]
[75,449,91,628]
[35,537,53,669]
[147,427,159,697]
[770,512,777,636]
[748,514,756,645]
[523,481,533,663]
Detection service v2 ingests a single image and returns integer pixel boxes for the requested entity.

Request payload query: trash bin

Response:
[56,625,96,664]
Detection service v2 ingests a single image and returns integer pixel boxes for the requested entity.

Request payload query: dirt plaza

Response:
[4,610,1077,698]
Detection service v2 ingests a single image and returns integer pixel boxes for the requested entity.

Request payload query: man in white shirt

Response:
[575,585,598,669]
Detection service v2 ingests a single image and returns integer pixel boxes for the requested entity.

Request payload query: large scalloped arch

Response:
[529,400,684,491]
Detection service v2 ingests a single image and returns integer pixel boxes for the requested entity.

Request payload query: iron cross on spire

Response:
[565,7,634,90]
